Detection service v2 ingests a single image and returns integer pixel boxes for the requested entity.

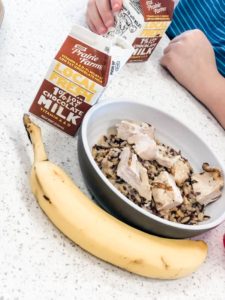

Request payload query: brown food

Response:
[92,123,223,225]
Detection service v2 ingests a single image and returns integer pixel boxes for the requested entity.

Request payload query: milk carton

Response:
[105,0,174,62]
[29,25,133,136]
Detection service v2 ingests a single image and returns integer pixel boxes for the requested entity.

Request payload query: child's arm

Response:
[161,29,225,129]
[86,0,122,34]
[200,72,225,129]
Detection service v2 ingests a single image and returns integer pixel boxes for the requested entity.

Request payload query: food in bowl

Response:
[92,120,224,225]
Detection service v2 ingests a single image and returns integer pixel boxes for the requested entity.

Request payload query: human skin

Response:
[161,29,225,129]
[86,0,123,34]
[86,1,225,129]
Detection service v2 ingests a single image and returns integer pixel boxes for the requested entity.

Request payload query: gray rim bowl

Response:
[78,100,225,238]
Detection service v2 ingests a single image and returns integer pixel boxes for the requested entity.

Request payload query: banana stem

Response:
[23,114,48,163]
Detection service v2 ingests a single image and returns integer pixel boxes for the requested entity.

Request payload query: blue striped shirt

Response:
[166,0,225,76]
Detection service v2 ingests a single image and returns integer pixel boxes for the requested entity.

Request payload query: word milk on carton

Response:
[130,0,174,62]
[29,25,133,136]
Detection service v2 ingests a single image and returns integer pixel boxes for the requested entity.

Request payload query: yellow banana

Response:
[23,114,207,279]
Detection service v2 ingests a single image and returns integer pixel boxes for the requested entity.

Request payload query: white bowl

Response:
[78,100,225,238]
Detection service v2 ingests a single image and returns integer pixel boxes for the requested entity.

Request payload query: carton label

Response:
[30,35,111,136]
[55,36,111,86]
[140,0,174,22]
[105,0,144,43]
[29,25,133,135]
[104,0,174,63]
[129,36,161,62]
[128,0,174,62]
[29,80,91,136]
[141,21,170,37]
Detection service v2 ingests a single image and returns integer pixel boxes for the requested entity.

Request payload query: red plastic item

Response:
[223,234,225,248]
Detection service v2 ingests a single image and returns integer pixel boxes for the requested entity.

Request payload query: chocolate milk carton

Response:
[29,25,133,136]
[105,0,144,44]
[105,0,174,62]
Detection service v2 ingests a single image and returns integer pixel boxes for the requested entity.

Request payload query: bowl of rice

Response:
[78,100,225,238]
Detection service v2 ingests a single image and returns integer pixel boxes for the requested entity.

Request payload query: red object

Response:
[223,234,225,248]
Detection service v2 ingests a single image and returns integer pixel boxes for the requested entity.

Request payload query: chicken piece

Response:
[131,134,157,161]
[192,163,224,206]
[152,171,183,211]
[116,120,155,141]
[171,158,192,186]
[155,144,180,169]
[116,120,157,160]
[117,147,152,201]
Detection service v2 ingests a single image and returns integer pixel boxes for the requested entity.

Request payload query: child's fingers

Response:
[160,49,174,69]
[170,30,195,44]
[160,54,169,68]
[110,0,123,12]
[86,18,98,34]
[163,41,182,55]
[96,0,114,28]
[87,0,107,34]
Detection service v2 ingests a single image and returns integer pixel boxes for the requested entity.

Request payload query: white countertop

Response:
[0,1,225,299]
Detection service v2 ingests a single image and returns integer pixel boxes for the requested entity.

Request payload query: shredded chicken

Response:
[131,135,157,161]
[171,158,192,186]
[92,120,224,225]
[116,120,157,160]
[152,171,183,211]
[116,120,155,141]
[117,147,152,201]
[155,144,180,169]
[192,163,224,206]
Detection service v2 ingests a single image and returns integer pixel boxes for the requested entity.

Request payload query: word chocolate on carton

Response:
[105,0,174,62]
[131,0,174,62]
[29,25,133,136]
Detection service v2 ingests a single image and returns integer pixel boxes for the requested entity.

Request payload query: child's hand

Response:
[160,29,218,100]
[161,29,225,129]
[86,0,123,35]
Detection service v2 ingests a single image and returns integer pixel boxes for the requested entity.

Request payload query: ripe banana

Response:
[23,114,207,279]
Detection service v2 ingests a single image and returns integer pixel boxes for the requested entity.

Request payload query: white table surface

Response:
[0,1,225,299]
